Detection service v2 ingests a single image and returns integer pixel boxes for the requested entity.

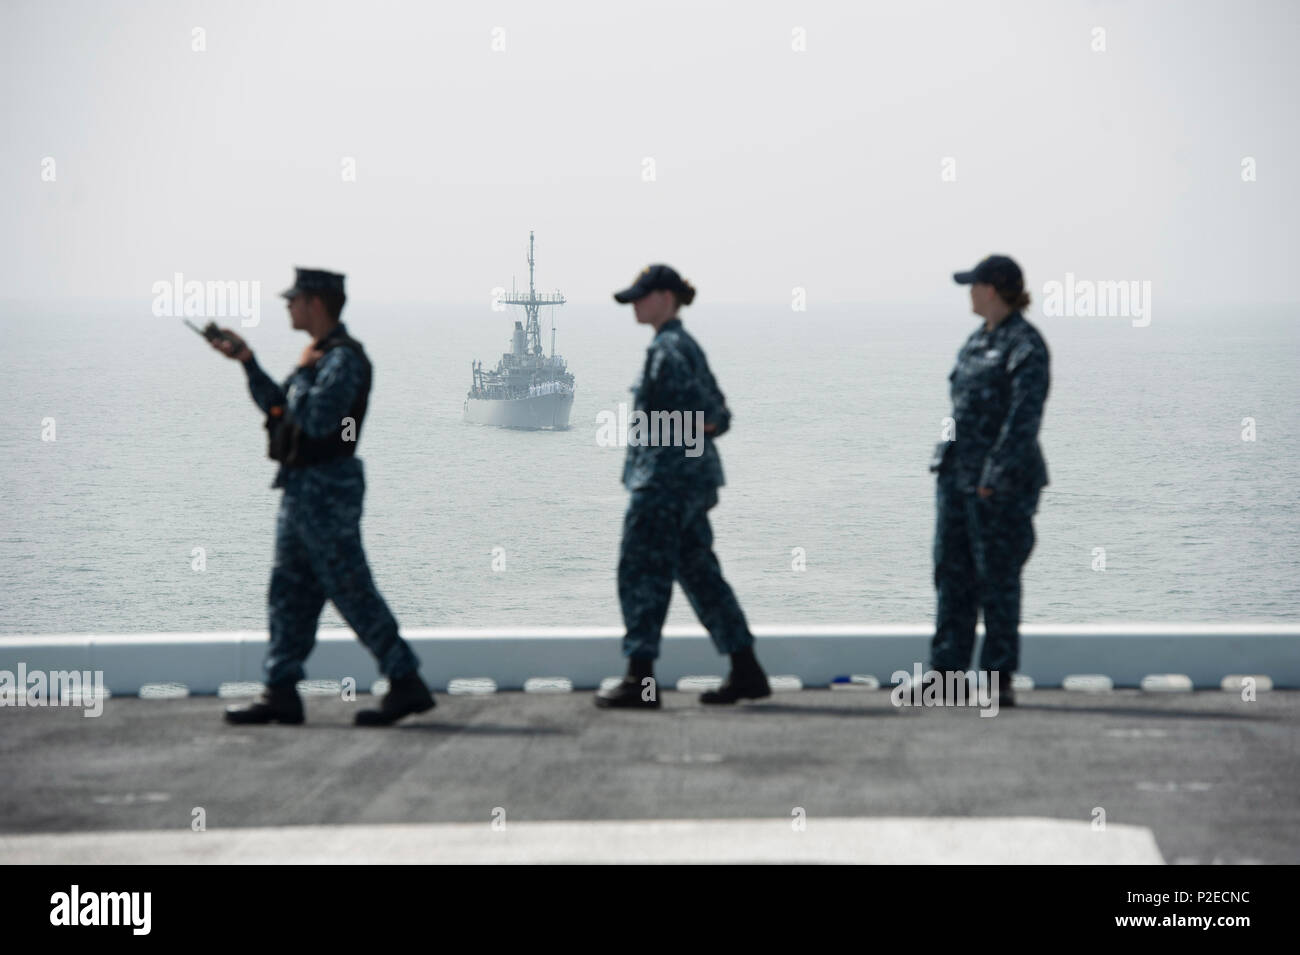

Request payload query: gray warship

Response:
[464,231,574,429]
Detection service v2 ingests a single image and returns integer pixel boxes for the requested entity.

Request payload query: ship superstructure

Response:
[464,232,574,429]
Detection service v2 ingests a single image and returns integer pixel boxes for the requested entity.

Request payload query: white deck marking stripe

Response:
[0,817,1164,864]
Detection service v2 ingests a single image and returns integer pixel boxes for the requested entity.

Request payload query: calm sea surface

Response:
[2,301,1297,634]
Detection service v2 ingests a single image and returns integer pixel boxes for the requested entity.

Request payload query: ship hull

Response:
[464,391,574,430]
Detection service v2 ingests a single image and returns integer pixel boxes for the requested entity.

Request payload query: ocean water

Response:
[2,300,1298,635]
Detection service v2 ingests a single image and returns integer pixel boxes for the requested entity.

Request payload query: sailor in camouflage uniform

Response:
[212,268,435,726]
[929,255,1049,707]
[595,264,770,709]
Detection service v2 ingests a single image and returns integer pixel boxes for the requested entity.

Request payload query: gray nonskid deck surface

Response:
[2,689,1296,863]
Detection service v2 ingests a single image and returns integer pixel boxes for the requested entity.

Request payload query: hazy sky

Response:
[3,0,1297,307]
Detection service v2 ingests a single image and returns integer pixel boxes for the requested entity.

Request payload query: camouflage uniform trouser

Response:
[618,486,754,660]
[930,477,1040,675]
[264,462,419,687]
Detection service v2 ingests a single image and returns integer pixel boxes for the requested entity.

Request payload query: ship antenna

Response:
[500,230,562,358]
[528,230,536,301]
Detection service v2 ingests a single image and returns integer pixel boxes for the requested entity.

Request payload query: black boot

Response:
[700,648,770,704]
[993,671,1016,708]
[224,683,304,725]
[355,672,436,726]
[594,658,661,709]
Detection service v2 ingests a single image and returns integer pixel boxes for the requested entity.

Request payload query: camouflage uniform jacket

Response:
[622,318,731,492]
[242,323,369,490]
[940,311,1050,494]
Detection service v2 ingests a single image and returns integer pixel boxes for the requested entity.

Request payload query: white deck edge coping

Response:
[0,817,1165,864]
[0,624,1296,694]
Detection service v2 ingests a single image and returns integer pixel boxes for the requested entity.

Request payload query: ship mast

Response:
[500,231,564,356]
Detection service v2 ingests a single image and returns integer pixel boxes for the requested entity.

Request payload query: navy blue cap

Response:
[953,255,1023,295]
[613,264,695,305]
[281,267,346,300]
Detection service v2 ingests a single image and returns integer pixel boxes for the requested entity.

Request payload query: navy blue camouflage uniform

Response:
[930,311,1049,675]
[619,317,754,660]
[242,323,420,687]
